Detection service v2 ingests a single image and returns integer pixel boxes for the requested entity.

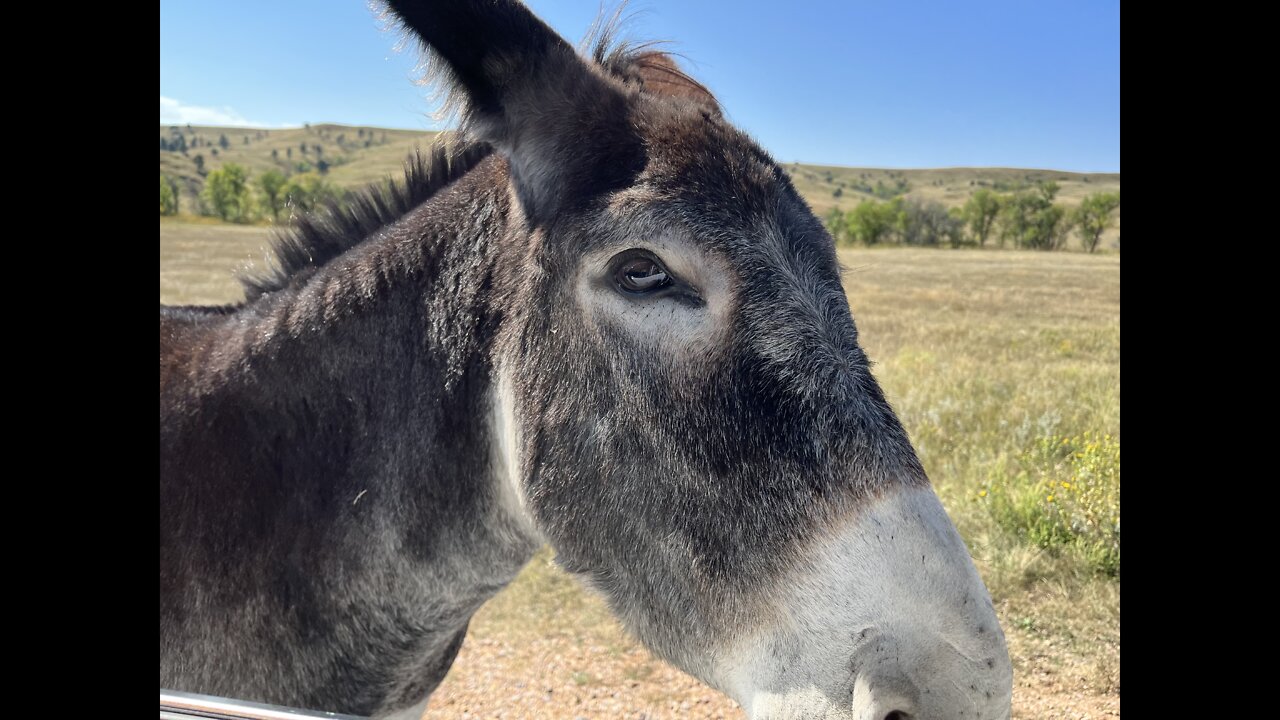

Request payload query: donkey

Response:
[159,1,1013,718]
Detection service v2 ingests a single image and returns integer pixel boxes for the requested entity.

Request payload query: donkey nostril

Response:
[883,712,910,720]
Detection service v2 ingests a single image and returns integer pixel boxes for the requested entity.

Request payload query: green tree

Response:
[218,134,230,150]
[961,189,1002,247]
[160,175,178,216]
[1048,204,1076,250]
[824,207,847,244]
[1038,181,1060,203]
[898,199,962,247]
[946,207,969,247]
[1038,204,1069,250]
[281,173,340,215]
[257,169,288,221]
[998,182,1067,250]
[848,200,898,246]
[193,154,205,175]
[201,163,253,222]
[1072,192,1120,253]
[996,194,1029,248]
[884,197,908,243]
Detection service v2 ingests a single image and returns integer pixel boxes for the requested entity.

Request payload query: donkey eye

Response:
[613,252,672,294]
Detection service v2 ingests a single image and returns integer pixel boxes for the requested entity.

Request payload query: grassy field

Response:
[160,220,1120,718]
[162,124,1120,252]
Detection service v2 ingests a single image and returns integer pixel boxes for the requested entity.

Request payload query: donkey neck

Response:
[160,157,543,716]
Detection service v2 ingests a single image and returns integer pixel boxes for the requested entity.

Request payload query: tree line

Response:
[161,160,1119,252]
[824,182,1119,253]
[160,163,342,224]
[159,126,408,223]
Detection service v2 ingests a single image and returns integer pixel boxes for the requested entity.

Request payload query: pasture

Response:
[159,219,1119,718]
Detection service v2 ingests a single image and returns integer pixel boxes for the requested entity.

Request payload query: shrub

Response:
[160,175,178,216]
[979,432,1120,576]
[824,207,847,244]
[873,177,911,199]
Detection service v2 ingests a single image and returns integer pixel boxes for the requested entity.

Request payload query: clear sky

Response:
[159,0,1119,172]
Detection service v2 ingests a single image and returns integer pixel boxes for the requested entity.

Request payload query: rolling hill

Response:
[161,124,1120,249]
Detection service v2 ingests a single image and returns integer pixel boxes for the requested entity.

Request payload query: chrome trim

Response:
[159,690,366,720]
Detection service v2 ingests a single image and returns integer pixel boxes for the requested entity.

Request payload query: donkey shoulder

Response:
[160,304,239,391]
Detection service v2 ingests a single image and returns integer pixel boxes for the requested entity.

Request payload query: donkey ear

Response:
[383,0,644,224]
[627,51,721,116]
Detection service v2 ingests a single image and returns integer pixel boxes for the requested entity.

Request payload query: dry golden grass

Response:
[158,218,276,305]
[159,222,1120,718]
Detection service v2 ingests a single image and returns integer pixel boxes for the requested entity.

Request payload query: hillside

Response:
[161,124,1120,249]
[160,124,438,208]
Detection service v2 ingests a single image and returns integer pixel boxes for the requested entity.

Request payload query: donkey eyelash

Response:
[610,249,672,294]
[607,249,705,306]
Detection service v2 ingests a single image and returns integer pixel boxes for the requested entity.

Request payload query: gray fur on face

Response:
[491,102,931,679]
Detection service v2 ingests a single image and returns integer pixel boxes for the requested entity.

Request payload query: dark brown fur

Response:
[160,2,931,717]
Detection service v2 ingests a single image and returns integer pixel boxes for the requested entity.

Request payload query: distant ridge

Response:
[161,123,1119,244]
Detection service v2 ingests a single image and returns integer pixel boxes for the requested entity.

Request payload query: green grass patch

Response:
[979,432,1120,577]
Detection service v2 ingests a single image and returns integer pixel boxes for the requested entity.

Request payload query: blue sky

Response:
[159,0,1119,172]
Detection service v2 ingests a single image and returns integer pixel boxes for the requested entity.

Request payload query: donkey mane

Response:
[241,22,716,302]
[240,140,493,300]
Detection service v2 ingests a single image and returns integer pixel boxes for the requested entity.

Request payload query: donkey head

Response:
[386,2,1012,717]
